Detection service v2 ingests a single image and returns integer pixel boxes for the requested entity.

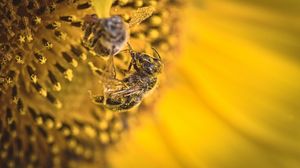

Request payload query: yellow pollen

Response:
[99,132,110,144]
[36,117,43,125]
[84,125,97,138]
[148,29,160,40]
[18,35,26,43]
[30,75,37,83]
[39,88,47,97]
[150,16,162,26]
[33,16,41,24]
[71,59,78,67]
[26,34,33,42]
[15,55,24,64]
[45,119,54,129]
[38,56,47,64]
[64,69,73,81]
[53,82,61,91]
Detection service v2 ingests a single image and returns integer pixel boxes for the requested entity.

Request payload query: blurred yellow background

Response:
[107,1,300,168]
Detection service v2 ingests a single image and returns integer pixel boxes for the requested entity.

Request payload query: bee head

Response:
[130,48,163,76]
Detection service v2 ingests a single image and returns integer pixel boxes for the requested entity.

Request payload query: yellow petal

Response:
[108,0,300,167]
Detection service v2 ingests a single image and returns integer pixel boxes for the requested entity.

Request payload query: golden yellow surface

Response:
[106,1,300,168]
[92,0,113,17]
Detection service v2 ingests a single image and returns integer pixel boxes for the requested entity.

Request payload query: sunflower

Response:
[0,0,182,167]
[106,0,300,168]
[2,0,300,168]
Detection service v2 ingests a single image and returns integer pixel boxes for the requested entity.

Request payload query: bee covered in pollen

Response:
[89,44,163,112]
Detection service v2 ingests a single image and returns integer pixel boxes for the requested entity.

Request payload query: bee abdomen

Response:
[119,96,142,111]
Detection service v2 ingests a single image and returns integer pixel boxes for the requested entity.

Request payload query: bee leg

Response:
[104,55,116,79]
[96,80,111,106]
[83,25,92,40]
[89,81,113,107]
[152,47,161,60]
[127,60,133,72]
[126,47,135,72]
[88,90,104,105]
[119,49,130,53]
[127,43,133,50]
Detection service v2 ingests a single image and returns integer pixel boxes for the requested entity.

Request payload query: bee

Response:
[82,6,155,76]
[90,45,163,112]
[82,6,154,56]
[82,14,128,57]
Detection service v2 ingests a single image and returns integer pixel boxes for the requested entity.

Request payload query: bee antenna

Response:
[120,49,130,53]
[127,43,133,51]
[127,43,136,58]
[152,47,161,60]
[88,90,93,98]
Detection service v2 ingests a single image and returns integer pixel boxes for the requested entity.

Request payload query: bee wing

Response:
[110,85,142,97]
[129,6,155,28]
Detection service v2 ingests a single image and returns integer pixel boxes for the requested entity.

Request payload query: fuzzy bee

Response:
[82,14,128,57]
[82,6,155,75]
[82,6,154,56]
[90,45,163,112]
